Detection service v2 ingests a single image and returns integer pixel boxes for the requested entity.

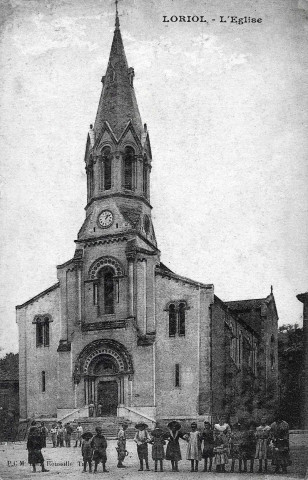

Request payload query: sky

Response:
[0,0,307,356]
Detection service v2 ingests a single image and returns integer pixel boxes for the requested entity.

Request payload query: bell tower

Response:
[78,7,156,250]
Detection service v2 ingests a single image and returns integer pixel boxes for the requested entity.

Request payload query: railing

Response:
[118,406,156,425]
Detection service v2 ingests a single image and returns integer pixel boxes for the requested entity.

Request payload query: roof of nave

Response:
[15,282,60,310]
[225,298,267,311]
[225,292,278,335]
[155,263,213,290]
[93,10,143,141]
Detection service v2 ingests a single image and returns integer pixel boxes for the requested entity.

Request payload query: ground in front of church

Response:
[0,440,307,480]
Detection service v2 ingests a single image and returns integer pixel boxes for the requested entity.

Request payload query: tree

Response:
[278,324,303,428]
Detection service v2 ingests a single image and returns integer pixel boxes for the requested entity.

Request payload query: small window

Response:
[175,364,180,387]
[178,303,185,336]
[42,371,46,392]
[169,304,177,337]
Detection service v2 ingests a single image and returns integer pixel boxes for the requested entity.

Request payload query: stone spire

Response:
[93,4,143,140]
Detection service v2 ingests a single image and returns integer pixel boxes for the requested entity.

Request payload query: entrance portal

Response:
[97,380,118,416]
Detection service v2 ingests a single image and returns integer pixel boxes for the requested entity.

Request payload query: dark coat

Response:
[165,431,185,461]
[27,429,44,465]
[91,434,107,462]
[201,430,214,458]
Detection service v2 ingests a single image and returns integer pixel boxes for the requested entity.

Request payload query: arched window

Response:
[169,304,177,337]
[178,302,186,336]
[124,146,134,190]
[35,317,50,347]
[102,146,112,191]
[143,156,148,196]
[98,266,115,314]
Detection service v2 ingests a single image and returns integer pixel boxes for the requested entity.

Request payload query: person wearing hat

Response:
[186,422,202,472]
[165,421,185,472]
[117,423,128,468]
[91,426,108,473]
[201,421,214,472]
[150,424,166,472]
[26,421,49,473]
[81,431,94,472]
[134,423,151,471]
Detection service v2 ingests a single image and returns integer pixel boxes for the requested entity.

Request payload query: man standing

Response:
[64,423,73,447]
[270,415,290,474]
[74,422,83,447]
[117,423,128,468]
[39,422,48,448]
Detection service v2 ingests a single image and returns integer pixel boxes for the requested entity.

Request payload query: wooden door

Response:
[97,381,118,416]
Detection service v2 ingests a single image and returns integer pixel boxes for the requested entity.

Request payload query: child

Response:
[165,421,185,472]
[201,421,214,472]
[57,422,64,447]
[50,424,57,448]
[74,422,83,448]
[150,425,165,472]
[117,423,128,468]
[213,431,229,473]
[230,423,244,473]
[134,423,151,471]
[91,426,108,473]
[186,422,202,472]
[27,421,49,473]
[255,417,271,473]
[81,431,93,472]
[242,423,256,473]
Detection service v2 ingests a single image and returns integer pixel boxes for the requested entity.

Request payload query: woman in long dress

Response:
[165,421,185,472]
[186,422,202,472]
[213,431,229,473]
[255,417,271,473]
[27,421,49,473]
[150,425,165,472]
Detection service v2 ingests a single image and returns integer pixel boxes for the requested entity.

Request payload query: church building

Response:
[16,10,278,426]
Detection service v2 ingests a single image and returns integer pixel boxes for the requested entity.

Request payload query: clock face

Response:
[98,210,113,228]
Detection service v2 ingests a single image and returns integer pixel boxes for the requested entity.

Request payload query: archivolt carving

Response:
[73,339,133,384]
[88,256,124,280]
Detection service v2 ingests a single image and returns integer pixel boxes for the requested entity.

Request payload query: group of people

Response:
[26,414,292,474]
[131,415,291,474]
[49,421,82,447]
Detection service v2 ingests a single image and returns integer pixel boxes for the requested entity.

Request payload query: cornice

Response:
[16,282,60,310]
[85,192,152,211]
[155,267,213,290]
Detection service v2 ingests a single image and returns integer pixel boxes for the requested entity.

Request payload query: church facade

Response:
[16,12,278,425]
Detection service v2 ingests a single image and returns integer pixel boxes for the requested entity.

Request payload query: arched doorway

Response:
[73,339,134,417]
[91,354,119,416]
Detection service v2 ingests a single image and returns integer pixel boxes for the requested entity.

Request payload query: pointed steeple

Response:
[94,4,143,141]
